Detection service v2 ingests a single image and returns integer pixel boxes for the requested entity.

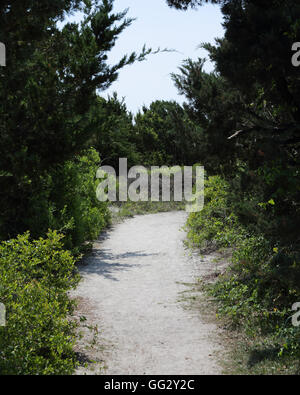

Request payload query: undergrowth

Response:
[186,175,300,374]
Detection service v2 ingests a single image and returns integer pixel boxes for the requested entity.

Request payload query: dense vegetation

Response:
[134,100,203,166]
[1,0,300,374]
[171,0,300,370]
[0,231,79,374]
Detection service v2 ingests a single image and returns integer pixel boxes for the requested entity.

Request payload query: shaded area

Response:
[80,248,159,281]
[247,347,280,368]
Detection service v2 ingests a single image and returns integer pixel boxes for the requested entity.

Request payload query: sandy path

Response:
[73,211,224,375]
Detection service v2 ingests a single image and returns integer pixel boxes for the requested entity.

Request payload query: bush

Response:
[49,148,110,254]
[0,148,111,255]
[186,175,240,250]
[210,236,300,355]
[0,231,80,375]
[187,174,300,359]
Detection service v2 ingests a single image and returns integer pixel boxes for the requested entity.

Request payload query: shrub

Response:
[0,149,110,255]
[210,236,300,355]
[186,174,240,250]
[0,231,80,375]
[187,174,300,358]
[49,148,110,254]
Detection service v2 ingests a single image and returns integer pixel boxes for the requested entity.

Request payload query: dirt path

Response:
[73,211,225,375]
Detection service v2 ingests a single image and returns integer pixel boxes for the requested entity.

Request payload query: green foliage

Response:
[90,95,140,169]
[0,231,80,375]
[0,148,110,254]
[187,176,300,358]
[166,0,221,10]
[172,1,300,242]
[0,0,149,179]
[210,235,300,357]
[113,198,184,220]
[134,100,203,167]
[0,0,152,245]
[171,0,300,365]
[186,175,240,249]
[172,60,245,175]
[49,148,110,254]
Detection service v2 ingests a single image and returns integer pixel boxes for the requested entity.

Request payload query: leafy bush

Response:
[133,100,203,167]
[187,174,300,358]
[49,148,110,254]
[210,236,300,355]
[0,231,80,375]
[0,149,110,255]
[186,175,240,250]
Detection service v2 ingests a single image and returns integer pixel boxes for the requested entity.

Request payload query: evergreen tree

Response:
[0,0,151,239]
[169,0,300,246]
[0,0,150,179]
[134,100,203,166]
[90,94,140,169]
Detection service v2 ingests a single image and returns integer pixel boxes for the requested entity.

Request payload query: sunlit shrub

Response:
[0,231,79,375]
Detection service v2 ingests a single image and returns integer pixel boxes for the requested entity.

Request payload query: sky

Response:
[68,0,225,114]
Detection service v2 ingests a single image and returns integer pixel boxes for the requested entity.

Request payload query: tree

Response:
[167,0,300,144]
[204,0,300,139]
[134,100,203,166]
[172,59,244,174]
[0,0,151,240]
[170,0,300,246]
[0,0,151,179]
[90,94,140,169]
[166,0,221,10]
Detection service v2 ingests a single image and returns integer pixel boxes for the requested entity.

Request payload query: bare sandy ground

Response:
[72,211,226,375]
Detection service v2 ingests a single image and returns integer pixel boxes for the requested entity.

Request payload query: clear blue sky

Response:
[68,0,225,113]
